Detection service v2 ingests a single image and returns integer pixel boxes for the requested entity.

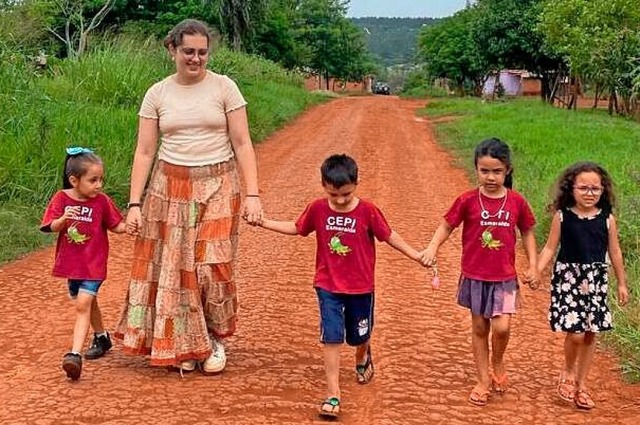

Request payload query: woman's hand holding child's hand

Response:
[243,197,263,226]
[242,209,264,227]
[125,208,141,236]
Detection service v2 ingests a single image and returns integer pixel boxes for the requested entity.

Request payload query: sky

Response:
[346,0,469,19]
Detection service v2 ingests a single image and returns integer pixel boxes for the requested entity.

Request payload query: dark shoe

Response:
[85,332,113,360]
[355,347,374,384]
[62,352,82,380]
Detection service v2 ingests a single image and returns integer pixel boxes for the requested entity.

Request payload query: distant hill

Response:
[351,17,441,67]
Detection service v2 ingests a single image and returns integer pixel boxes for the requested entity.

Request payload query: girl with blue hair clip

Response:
[40,147,126,380]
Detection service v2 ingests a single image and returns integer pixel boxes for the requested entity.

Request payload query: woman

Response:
[115,19,262,375]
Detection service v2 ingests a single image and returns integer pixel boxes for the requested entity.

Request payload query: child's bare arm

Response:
[386,231,421,263]
[260,218,299,236]
[420,220,454,266]
[537,212,561,277]
[521,227,538,287]
[110,221,127,234]
[608,215,629,305]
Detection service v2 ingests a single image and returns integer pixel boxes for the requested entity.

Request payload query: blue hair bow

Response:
[66,146,93,156]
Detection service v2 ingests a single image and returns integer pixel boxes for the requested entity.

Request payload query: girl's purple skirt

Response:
[457,276,519,318]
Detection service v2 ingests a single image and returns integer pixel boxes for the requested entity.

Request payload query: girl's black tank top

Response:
[557,208,609,264]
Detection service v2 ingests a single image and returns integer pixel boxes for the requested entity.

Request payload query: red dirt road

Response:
[1,96,639,424]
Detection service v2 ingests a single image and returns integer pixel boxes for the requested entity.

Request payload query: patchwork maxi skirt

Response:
[115,160,241,366]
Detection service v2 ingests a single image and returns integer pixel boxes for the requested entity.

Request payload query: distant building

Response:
[482,70,541,97]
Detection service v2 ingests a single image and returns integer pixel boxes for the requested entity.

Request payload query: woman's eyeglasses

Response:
[574,186,603,195]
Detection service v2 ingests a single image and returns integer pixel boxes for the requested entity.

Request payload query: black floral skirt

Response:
[549,262,612,333]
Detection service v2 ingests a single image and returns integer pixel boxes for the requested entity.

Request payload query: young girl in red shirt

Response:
[421,138,538,406]
[41,147,126,380]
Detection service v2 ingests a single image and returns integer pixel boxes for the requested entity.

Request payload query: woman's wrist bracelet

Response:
[245,194,260,198]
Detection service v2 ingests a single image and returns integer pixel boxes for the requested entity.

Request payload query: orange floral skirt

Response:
[115,160,241,366]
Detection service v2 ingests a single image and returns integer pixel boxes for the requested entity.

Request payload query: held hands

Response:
[418,246,438,268]
[522,266,539,290]
[125,207,142,236]
[417,246,440,290]
[242,196,263,226]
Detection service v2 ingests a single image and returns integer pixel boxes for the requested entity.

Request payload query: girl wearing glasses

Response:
[41,148,126,380]
[538,161,629,410]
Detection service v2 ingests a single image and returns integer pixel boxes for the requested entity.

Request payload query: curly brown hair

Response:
[548,161,616,213]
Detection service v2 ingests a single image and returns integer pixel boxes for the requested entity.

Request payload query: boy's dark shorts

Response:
[316,287,374,346]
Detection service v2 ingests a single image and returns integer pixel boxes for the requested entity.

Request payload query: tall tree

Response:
[418,8,486,95]
[251,0,305,68]
[328,18,374,82]
[471,0,562,101]
[539,0,640,115]
[295,0,366,88]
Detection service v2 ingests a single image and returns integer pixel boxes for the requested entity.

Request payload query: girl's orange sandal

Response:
[491,373,508,394]
[319,397,340,418]
[574,390,596,410]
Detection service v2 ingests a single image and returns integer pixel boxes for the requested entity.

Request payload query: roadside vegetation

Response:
[0,38,328,264]
[0,0,377,264]
[402,0,640,119]
[421,97,640,381]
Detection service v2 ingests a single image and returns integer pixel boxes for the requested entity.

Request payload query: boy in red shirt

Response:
[41,148,126,380]
[253,154,423,418]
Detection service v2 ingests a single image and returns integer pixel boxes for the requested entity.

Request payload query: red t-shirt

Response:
[41,191,123,280]
[295,198,392,294]
[444,188,535,282]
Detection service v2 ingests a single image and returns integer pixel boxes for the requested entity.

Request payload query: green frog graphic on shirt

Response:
[480,226,503,250]
[66,222,90,244]
[328,233,351,256]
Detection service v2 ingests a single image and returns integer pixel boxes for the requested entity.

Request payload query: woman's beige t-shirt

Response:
[139,70,247,166]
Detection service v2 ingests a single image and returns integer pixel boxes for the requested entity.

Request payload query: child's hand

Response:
[618,284,629,306]
[419,246,438,268]
[125,207,142,236]
[61,206,80,221]
[522,267,539,290]
[243,212,264,226]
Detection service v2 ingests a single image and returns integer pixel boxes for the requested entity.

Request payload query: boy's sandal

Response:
[318,397,340,418]
[355,348,374,384]
[491,372,508,394]
[557,373,576,403]
[468,386,490,406]
[574,389,595,410]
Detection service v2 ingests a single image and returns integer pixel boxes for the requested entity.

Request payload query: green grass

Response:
[421,97,640,381]
[0,38,329,264]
